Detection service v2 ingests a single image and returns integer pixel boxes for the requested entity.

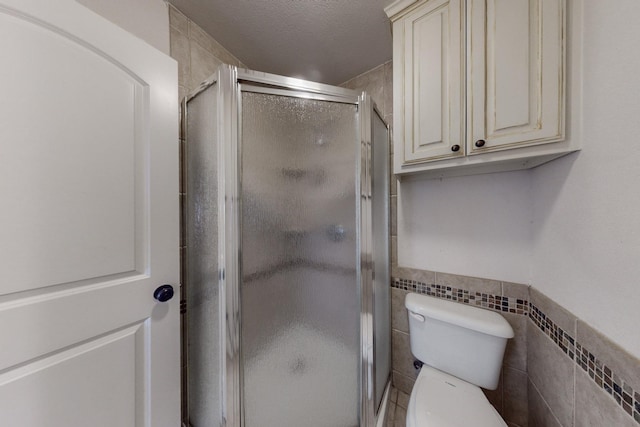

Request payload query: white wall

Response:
[398,0,640,358]
[75,0,169,55]
[397,171,532,284]
[531,0,640,358]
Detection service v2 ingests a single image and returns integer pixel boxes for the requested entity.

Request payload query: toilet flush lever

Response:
[409,311,425,322]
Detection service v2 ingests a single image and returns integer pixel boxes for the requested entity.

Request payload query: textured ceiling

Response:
[167,0,395,85]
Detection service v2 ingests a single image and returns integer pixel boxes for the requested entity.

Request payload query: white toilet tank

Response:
[405,293,514,390]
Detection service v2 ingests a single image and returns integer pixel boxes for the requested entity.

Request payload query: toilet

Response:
[405,293,515,427]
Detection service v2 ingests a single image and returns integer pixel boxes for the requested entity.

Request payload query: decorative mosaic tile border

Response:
[392,273,639,424]
[529,303,576,359]
[391,277,528,315]
[530,302,640,424]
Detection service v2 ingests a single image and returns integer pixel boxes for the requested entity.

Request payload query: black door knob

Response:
[475,139,486,148]
[451,144,461,152]
[154,284,174,302]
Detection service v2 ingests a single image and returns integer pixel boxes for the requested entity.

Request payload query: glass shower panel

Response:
[240,91,359,427]
[185,83,222,427]
[372,111,390,412]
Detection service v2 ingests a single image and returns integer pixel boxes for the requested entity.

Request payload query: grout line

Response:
[529,377,565,427]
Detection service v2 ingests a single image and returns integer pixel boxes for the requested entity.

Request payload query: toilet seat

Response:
[406,366,507,427]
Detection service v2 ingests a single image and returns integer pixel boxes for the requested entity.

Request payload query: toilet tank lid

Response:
[405,293,514,338]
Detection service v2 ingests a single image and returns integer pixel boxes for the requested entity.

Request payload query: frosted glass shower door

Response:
[185,83,222,427]
[372,110,390,412]
[240,91,360,427]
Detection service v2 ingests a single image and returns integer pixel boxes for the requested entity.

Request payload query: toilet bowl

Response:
[406,366,507,427]
[405,293,514,427]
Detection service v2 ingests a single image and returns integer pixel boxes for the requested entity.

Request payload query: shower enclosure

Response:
[183,65,390,427]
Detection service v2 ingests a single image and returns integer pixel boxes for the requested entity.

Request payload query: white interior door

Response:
[0,1,180,426]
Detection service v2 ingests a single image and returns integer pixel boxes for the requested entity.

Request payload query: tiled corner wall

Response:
[168,4,246,103]
[169,3,246,291]
[168,7,245,422]
[339,61,393,127]
[527,287,640,427]
[339,62,398,242]
[391,267,640,427]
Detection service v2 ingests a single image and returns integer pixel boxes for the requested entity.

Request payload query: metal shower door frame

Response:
[186,64,385,427]
[359,94,393,425]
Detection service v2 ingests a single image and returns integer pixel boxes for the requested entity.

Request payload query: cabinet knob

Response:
[451,144,461,152]
[475,139,486,148]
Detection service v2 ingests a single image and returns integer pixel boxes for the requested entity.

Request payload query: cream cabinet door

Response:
[467,0,565,154]
[0,0,179,426]
[394,0,465,166]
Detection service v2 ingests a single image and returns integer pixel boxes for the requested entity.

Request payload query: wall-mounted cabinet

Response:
[386,0,577,178]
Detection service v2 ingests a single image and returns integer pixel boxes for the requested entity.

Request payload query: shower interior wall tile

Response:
[386,113,394,153]
[188,22,244,69]
[178,85,188,106]
[179,194,187,246]
[390,195,397,236]
[527,318,575,427]
[168,4,246,96]
[189,42,222,91]
[179,246,187,290]
[179,138,186,193]
[383,61,393,120]
[180,307,189,417]
[170,26,190,91]
[391,236,397,267]
[339,63,386,114]
[169,4,189,34]
[390,153,397,195]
